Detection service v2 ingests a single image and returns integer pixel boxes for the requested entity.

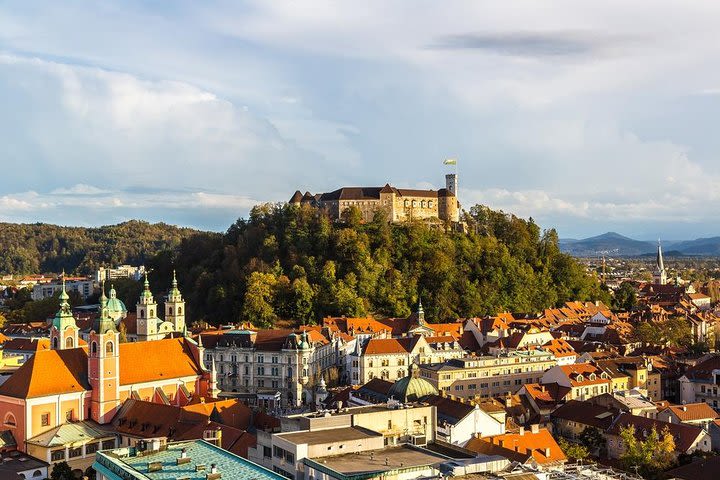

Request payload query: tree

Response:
[613,281,637,311]
[242,272,278,327]
[558,437,589,461]
[0,312,6,329]
[50,461,74,480]
[579,426,606,456]
[118,321,128,343]
[619,425,676,478]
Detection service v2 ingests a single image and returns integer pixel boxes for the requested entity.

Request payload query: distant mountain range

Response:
[559,232,720,257]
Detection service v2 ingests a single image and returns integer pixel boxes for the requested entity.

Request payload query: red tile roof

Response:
[661,403,718,422]
[363,337,419,355]
[465,428,566,465]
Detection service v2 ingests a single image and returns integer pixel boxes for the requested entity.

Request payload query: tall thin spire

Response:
[417,298,425,325]
[654,240,667,285]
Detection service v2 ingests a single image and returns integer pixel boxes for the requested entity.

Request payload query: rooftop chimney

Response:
[530,424,539,434]
[519,427,525,436]
[545,448,551,457]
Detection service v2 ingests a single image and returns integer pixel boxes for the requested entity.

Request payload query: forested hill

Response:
[0,221,202,275]
[151,204,610,325]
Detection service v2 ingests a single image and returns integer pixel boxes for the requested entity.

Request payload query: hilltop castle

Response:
[289,174,460,223]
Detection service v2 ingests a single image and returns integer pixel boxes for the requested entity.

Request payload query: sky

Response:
[2,1,720,239]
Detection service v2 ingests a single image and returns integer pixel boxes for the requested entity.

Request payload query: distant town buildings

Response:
[95,264,146,283]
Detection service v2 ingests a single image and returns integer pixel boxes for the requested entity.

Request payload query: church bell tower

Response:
[165,270,185,333]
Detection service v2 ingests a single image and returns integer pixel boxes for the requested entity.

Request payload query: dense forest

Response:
[145,203,610,326]
[0,221,200,275]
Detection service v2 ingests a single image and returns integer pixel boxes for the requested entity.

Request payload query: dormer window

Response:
[576,374,584,382]
[589,373,596,380]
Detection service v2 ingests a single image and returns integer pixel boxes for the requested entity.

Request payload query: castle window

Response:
[105,341,114,354]
[65,337,74,349]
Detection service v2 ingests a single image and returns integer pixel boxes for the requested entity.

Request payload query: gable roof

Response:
[0,338,202,399]
[661,403,718,422]
[363,337,420,355]
[424,395,475,425]
[682,354,720,382]
[665,455,720,480]
[118,338,203,385]
[0,347,90,398]
[550,400,619,430]
[465,428,566,465]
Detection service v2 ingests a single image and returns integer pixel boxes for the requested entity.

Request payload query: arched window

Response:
[32,470,43,477]
[421,200,426,208]
[65,337,74,349]
[139,308,144,317]
[149,309,154,317]
[105,341,114,354]
[52,337,59,349]
[91,342,97,354]
[381,370,389,380]
[397,370,405,378]
[178,307,182,315]
[4,412,16,427]
[428,200,433,208]
[412,200,417,207]
[169,307,173,315]
[404,200,409,207]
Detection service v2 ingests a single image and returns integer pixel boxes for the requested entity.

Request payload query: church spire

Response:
[417,298,426,325]
[654,240,667,285]
[51,270,79,349]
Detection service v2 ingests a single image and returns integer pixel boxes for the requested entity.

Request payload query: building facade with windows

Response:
[198,327,347,408]
[419,351,557,400]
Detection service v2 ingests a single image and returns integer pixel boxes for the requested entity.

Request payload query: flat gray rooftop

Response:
[308,445,448,475]
[279,426,381,445]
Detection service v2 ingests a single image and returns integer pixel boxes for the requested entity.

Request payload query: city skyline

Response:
[3,2,720,238]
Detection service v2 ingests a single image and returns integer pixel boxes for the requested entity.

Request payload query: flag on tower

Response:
[443,158,457,165]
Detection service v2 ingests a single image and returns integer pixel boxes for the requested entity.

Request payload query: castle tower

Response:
[89,286,121,423]
[50,275,79,350]
[445,173,458,197]
[136,273,159,341]
[165,270,186,333]
[654,241,667,285]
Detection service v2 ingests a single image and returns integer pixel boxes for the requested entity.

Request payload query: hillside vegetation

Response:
[151,204,609,326]
[0,221,201,275]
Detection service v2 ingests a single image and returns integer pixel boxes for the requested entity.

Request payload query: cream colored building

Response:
[348,335,465,385]
[419,351,557,400]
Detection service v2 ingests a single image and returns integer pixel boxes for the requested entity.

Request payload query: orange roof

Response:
[0,338,202,399]
[118,338,202,385]
[363,337,418,355]
[428,323,463,339]
[465,428,566,465]
[0,348,90,398]
[662,403,718,422]
[541,338,577,358]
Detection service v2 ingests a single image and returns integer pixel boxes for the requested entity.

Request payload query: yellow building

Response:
[419,351,557,400]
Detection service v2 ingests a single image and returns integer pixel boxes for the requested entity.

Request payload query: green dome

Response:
[106,286,127,313]
[388,364,438,402]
